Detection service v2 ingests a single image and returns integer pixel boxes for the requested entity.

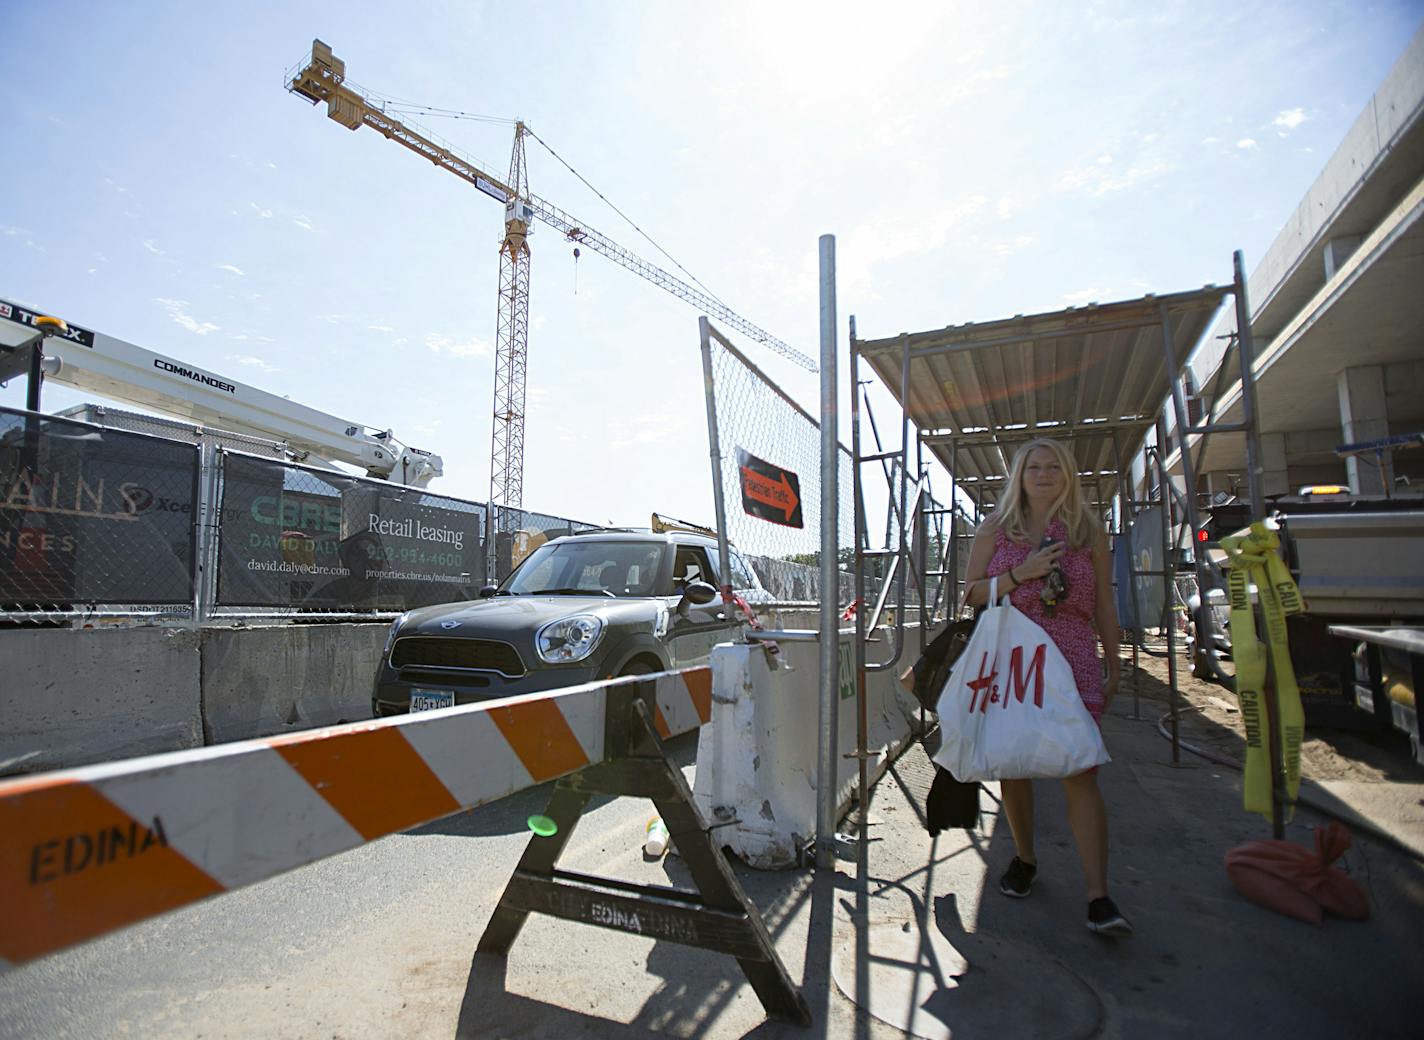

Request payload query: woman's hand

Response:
[1015,540,1065,582]
[1102,666,1121,709]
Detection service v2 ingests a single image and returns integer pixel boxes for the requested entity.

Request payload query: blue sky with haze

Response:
[2,1,1420,530]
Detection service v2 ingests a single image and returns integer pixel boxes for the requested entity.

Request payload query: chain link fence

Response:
[491,506,603,581]
[4,367,884,625]
[1,407,199,624]
[0,407,608,624]
[212,451,489,613]
[700,320,858,605]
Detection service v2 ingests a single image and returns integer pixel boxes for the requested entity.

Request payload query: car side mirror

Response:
[478,584,499,599]
[676,580,718,616]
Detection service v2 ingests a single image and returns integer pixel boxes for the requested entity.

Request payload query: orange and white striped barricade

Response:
[0,666,810,1025]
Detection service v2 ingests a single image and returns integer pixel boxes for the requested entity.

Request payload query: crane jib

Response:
[286,40,815,373]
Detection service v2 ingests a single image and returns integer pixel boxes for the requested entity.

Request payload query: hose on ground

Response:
[1154,709,1424,865]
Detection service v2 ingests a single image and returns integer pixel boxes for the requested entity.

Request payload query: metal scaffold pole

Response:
[816,234,840,869]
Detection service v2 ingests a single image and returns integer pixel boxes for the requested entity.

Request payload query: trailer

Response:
[1188,496,1424,764]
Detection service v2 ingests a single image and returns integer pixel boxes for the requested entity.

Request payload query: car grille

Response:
[391,637,526,676]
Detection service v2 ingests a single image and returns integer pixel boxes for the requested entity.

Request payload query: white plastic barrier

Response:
[693,633,924,869]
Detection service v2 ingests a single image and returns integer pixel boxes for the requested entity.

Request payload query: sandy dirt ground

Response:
[1115,637,1419,785]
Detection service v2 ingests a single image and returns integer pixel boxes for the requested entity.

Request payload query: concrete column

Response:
[1260,433,1290,498]
[1323,234,1364,281]
[1337,365,1393,494]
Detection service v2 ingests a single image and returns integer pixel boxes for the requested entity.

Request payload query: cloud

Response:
[141,239,164,255]
[996,194,1024,220]
[1271,108,1307,134]
[942,63,1014,106]
[1054,156,1173,197]
[1062,288,1100,305]
[991,233,1038,257]
[293,215,315,232]
[367,324,395,333]
[843,195,989,273]
[249,202,273,219]
[217,263,245,276]
[156,298,219,335]
[609,410,685,447]
[425,333,492,358]
[1,224,30,237]
[227,353,280,372]
[1236,138,1258,150]
[228,332,275,344]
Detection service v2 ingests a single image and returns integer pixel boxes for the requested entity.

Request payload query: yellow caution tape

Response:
[1218,522,1305,821]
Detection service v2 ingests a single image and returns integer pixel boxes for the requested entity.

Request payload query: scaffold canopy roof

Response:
[854,286,1231,510]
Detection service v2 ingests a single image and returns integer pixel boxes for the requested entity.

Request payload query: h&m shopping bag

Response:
[931,577,1109,781]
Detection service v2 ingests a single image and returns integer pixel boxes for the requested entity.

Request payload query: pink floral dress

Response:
[987,517,1104,718]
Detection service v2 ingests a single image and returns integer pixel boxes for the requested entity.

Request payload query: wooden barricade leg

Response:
[474,692,812,1026]
[476,780,592,956]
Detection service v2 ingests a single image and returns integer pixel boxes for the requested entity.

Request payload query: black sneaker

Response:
[1087,896,1133,936]
[998,857,1037,898]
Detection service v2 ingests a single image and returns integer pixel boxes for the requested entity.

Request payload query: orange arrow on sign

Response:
[740,466,800,523]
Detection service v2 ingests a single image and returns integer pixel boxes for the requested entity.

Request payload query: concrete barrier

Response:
[200,623,386,743]
[0,626,202,773]
[693,632,923,869]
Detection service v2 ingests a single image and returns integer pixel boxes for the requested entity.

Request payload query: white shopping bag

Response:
[932,577,1109,781]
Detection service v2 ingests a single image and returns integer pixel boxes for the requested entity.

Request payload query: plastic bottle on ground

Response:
[644,816,670,858]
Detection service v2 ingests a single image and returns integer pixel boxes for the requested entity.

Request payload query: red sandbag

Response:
[1224,822,1370,925]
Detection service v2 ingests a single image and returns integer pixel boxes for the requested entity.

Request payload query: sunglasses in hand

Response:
[1038,535,1069,616]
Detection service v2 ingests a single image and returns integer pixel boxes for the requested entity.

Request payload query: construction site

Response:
[2,12,1423,1040]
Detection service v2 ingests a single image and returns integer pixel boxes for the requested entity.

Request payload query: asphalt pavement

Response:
[4,667,1422,1038]
[817,698,1424,1039]
[439,670,1424,1039]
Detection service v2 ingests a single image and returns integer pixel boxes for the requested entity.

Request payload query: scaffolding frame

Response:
[846,252,1275,820]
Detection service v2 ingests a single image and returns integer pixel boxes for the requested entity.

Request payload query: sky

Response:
[2,0,1421,537]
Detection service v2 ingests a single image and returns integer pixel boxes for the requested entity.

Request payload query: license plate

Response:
[409,689,455,713]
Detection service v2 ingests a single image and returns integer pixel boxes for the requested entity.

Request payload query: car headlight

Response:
[536,613,605,664]
[383,613,408,656]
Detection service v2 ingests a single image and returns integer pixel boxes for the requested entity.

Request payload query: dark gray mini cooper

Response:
[372,530,770,715]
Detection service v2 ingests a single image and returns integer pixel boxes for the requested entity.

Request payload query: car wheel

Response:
[619,659,659,710]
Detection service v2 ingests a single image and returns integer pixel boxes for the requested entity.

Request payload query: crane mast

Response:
[492,124,531,514]
[285,39,815,568]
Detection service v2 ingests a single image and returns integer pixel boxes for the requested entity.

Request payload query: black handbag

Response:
[906,615,979,713]
[926,765,981,833]
[907,614,984,833]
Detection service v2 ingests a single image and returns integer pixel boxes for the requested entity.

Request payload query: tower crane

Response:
[285,40,815,555]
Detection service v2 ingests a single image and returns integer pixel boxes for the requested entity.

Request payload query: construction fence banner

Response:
[214,451,488,611]
[0,407,199,607]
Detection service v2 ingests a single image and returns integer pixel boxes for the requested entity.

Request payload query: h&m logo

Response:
[965,644,1047,714]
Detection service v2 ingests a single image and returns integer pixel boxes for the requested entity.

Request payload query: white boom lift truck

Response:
[0,297,442,487]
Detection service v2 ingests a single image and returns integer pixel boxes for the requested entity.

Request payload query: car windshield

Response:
[504,540,667,598]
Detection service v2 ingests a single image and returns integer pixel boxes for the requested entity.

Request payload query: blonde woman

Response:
[961,437,1131,936]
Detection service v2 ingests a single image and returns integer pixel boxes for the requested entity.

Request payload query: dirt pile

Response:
[1117,641,1415,785]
